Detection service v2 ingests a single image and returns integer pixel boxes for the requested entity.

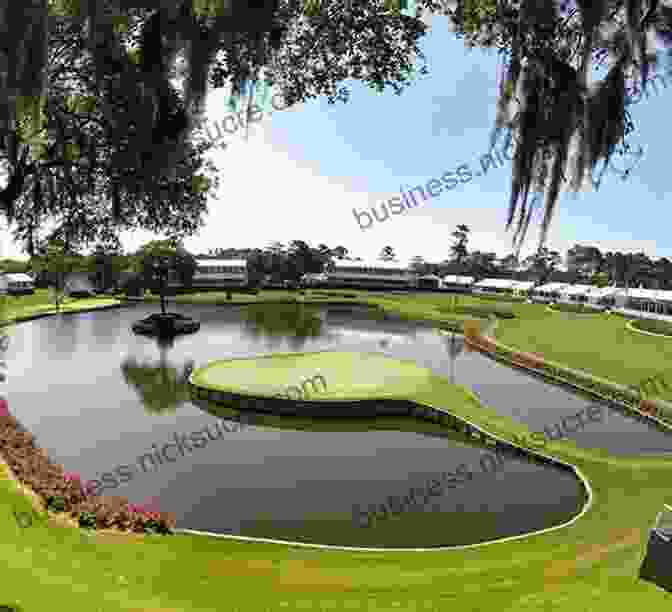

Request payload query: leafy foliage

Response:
[0,408,175,534]
[446,0,672,249]
[0,0,438,258]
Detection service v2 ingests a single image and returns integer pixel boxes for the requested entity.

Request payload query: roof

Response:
[533,282,570,292]
[442,275,474,284]
[4,273,33,282]
[473,278,516,288]
[624,288,672,301]
[331,260,408,270]
[511,280,535,290]
[418,274,442,280]
[588,286,622,298]
[560,284,596,296]
[195,259,247,267]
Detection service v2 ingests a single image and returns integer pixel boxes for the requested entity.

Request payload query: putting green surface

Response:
[190,351,442,400]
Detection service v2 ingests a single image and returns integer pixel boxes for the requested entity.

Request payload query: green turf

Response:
[630,317,672,337]
[190,351,442,401]
[2,289,672,610]
[0,289,121,326]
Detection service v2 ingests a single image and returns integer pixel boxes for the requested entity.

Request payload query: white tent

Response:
[472,278,517,294]
[441,275,474,287]
[557,284,594,302]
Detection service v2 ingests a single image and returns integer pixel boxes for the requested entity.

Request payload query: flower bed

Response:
[0,409,175,535]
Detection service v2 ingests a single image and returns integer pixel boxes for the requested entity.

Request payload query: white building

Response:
[192,259,248,287]
[416,274,442,289]
[557,284,595,303]
[614,288,672,316]
[531,283,570,302]
[325,260,412,287]
[2,273,35,295]
[472,278,518,295]
[441,275,474,291]
[586,286,621,308]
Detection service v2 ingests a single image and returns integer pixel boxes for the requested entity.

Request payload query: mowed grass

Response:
[357,291,672,402]
[1,289,672,610]
[190,351,440,400]
[0,289,121,325]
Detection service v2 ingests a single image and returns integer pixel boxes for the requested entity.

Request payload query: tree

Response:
[526,246,562,285]
[136,239,196,315]
[29,238,79,310]
[450,224,470,268]
[331,246,349,261]
[409,255,428,274]
[0,259,30,274]
[566,244,603,279]
[287,240,322,285]
[379,245,397,261]
[591,271,609,287]
[499,253,520,272]
[0,0,436,247]
[0,7,220,259]
[446,0,672,251]
[466,250,497,278]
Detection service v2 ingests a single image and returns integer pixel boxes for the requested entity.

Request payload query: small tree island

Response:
[131,239,200,338]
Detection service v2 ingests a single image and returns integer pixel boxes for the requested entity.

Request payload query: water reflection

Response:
[241,304,327,350]
[441,330,465,384]
[121,336,195,414]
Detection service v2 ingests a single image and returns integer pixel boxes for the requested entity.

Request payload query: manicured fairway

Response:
[2,290,672,610]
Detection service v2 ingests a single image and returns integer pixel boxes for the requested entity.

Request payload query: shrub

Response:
[0,412,175,536]
[438,303,515,319]
[549,303,601,314]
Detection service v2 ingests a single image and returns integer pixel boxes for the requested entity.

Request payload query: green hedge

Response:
[471,293,527,303]
[549,303,602,314]
[438,304,515,319]
[630,318,672,337]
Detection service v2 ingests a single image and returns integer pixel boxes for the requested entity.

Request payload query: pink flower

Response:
[0,397,9,417]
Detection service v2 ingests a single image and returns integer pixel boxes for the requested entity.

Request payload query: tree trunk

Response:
[160,283,166,315]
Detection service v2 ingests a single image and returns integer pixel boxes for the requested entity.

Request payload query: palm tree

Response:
[332,246,349,261]
[379,246,396,261]
[450,224,470,269]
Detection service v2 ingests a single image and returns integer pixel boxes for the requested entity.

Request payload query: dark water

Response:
[3,302,664,547]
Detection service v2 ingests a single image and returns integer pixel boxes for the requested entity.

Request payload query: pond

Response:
[3,302,666,547]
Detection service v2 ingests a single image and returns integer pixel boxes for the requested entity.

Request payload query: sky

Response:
[1,10,671,264]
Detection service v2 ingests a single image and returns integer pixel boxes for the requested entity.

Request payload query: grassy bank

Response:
[1,289,672,610]
[1,289,122,326]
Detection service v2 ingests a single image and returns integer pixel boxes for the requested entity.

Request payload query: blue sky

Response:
[1,11,670,263]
